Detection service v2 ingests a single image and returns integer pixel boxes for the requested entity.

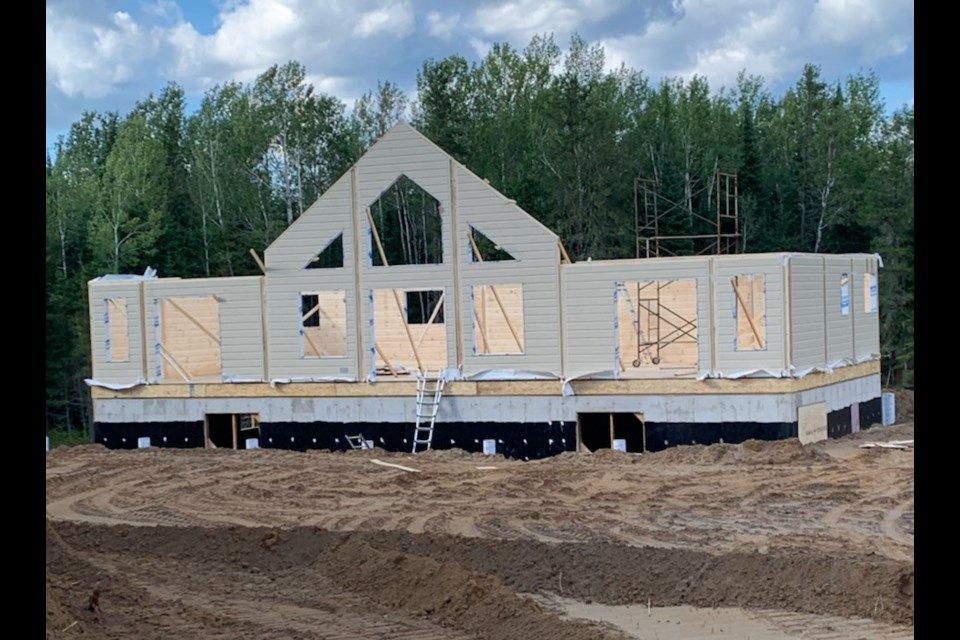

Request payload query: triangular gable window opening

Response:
[369,175,443,266]
[304,233,344,269]
[468,225,516,262]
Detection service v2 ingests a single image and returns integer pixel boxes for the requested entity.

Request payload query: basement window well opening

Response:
[732,275,766,351]
[578,413,647,453]
[369,175,443,266]
[299,291,347,358]
[104,298,130,362]
[472,284,525,355]
[205,414,260,450]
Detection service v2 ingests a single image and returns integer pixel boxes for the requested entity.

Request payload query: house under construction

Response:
[86,123,883,458]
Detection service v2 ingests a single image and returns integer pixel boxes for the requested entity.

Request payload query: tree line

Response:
[45,34,914,434]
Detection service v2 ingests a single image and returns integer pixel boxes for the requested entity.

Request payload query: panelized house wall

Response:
[88,279,146,384]
[562,257,712,379]
[852,254,881,360]
[265,271,357,380]
[263,172,361,380]
[142,277,264,383]
[824,255,855,364]
[263,173,354,271]
[788,253,881,373]
[455,164,561,376]
[787,255,827,371]
[258,123,563,380]
[354,125,457,378]
[713,254,787,375]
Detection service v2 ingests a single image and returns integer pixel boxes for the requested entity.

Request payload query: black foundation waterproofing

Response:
[92,396,883,457]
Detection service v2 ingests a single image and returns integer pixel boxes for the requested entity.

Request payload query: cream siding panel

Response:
[715,256,785,373]
[824,256,855,363]
[562,257,712,379]
[853,256,881,358]
[143,277,264,382]
[789,256,827,370]
[455,166,558,263]
[265,271,359,380]
[355,129,455,268]
[264,175,353,270]
[87,281,145,383]
[461,259,562,375]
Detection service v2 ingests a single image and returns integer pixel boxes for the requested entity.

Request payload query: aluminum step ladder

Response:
[412,371,445,453]
[345,434,369,450]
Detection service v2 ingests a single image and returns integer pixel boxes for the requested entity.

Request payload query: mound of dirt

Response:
[51,521,913,628]
[641,438,835,466]
[322,536,623,640]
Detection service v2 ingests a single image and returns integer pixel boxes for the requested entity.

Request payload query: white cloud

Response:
[599,0,912,91]
[471,0,625,43]
[426,10,460,41]
[46,8,164,99]
[354,1,415,38]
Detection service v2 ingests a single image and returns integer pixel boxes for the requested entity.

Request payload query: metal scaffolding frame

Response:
[635,172,741,258]
[618,281,697,368]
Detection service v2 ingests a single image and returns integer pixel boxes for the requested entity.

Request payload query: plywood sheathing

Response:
[616,280,698,377]
[372,289,447,371]
[91,360,880,399]
[158,296,222,381]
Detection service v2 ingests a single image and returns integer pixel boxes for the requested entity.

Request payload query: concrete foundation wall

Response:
[93,374,880,426]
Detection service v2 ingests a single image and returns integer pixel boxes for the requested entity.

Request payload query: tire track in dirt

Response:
[46,435,914,559]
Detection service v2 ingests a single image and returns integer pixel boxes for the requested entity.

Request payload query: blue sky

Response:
[46,0,914,155]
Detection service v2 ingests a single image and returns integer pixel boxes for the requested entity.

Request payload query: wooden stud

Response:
[259,276,270,381]
[302,328,323,358]
[414,292,445,351]
[203,415,210,449]
[374,342,397,376]
[782,258,792,371]
[575,414,584,453]
[708,258,719,374]
[159,345,192,381]
[472,308,491,353]
[138,281,149,381]
[163,298,221,346]
[249,248,267,274]
[350,167,365,379]
[635,413,646,453]
[231,414,238,450]
[450,159,464,369]
[558,240,573,265]
[609,413,615,449]
[732,278,765,349]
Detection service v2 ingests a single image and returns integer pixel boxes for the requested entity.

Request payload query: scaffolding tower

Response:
[635,172,741,258]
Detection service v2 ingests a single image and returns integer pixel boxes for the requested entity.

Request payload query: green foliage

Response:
[44,36,915,432]
[48,428,92,449]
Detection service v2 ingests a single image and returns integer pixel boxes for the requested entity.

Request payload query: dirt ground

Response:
[46,396,914,639]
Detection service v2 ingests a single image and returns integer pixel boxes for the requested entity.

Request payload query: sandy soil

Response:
[46,416,914,639]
